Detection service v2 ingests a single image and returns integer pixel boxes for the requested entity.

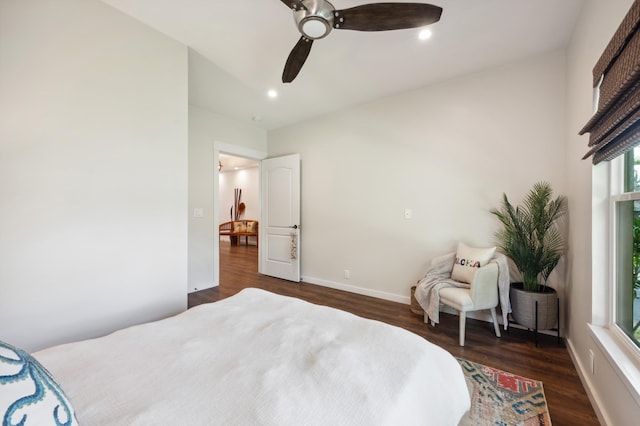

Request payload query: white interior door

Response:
[260,154,300,282]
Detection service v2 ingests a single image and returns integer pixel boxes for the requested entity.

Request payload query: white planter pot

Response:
[509,283,558,330]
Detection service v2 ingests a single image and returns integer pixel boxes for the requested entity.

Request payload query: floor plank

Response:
[189,241,599,425]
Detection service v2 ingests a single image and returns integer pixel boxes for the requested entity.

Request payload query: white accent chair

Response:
[438,262,502,346]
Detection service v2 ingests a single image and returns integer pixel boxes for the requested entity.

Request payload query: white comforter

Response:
[35,288,470,425]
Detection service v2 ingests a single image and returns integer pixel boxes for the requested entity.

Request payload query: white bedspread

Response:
[34,288,470,426]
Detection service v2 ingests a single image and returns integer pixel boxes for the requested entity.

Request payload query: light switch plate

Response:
[193,208,203,218]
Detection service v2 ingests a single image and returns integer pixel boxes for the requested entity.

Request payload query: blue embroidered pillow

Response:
[0,340,78,426]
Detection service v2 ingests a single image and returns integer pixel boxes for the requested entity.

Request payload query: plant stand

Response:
[531,298,560,347]
[508,283,561,347]
[508,297,561,347]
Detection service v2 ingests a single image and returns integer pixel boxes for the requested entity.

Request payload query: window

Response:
[582,0,640,352]
[587,146,640,403]
[584,1,640,403]
[614,147,640,349]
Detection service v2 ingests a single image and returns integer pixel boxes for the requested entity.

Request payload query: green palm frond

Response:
[491,182,567,292]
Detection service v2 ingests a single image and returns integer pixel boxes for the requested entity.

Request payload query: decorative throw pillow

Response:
[245,221,256,233]
[0,340,78,426]
[451,242,496,284]
[233,221,246,233]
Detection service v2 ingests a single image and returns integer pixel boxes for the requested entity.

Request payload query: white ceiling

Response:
[219,153,259,172]
[101,0,585,130]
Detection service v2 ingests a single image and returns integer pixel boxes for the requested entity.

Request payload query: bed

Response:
[4,288,470,425]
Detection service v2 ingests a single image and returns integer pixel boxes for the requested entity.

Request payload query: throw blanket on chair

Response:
[414,252,511,329]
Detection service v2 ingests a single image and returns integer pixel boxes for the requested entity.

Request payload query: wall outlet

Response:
[344,269,350,279]
[193,208,204,218]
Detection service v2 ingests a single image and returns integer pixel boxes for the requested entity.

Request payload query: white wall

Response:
[565,0,640,424]
[268,50,568,303]
[219,167,260,223]
[188,104,266,292]
[0,0,188,351]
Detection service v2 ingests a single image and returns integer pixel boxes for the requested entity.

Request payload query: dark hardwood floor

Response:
[189,241,599,425]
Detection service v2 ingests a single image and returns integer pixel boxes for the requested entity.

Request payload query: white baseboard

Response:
[565,337,610,426]
[300,276,528,331]
[300,275,410,304]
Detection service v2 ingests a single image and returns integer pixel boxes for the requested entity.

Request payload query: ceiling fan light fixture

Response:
[293,0,335,40]
[300,17,331,39]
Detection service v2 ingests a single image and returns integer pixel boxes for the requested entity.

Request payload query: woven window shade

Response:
[580,0,640,164]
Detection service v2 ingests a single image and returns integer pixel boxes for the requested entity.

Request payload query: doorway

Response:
[212,142,266,287]
[218,153,260,282]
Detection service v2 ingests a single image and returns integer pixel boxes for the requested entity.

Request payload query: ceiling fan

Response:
[278,0,443,83]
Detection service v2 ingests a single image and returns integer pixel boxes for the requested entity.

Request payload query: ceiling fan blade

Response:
[279,0,307,11]
[282,37,314,83]
[334,3,442,31]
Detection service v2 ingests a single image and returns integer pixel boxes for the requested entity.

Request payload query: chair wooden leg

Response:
[490,308,501,338]
[459,311,466,346]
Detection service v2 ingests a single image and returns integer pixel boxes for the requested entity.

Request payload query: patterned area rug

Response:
[457,358,552,426]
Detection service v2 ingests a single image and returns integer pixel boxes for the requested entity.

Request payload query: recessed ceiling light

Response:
[267,89,278,99]
[418,29,433,41]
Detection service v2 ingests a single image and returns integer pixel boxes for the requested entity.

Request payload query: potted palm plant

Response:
[491,181,567,330]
